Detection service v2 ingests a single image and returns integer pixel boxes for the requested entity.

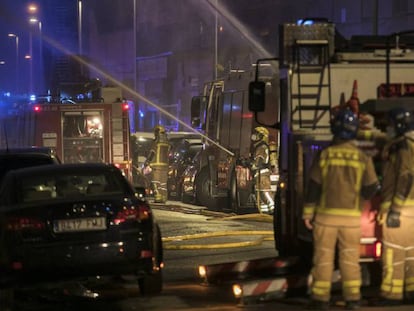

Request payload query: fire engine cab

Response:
[185,69,279,213]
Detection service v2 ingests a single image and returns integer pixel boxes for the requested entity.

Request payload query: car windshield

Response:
[19,171,125,203]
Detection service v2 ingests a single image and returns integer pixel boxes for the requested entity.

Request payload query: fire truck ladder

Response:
[291,39,332,129]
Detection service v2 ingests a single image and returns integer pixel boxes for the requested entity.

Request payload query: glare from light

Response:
[232,284,243,298]
[198,265,207,278]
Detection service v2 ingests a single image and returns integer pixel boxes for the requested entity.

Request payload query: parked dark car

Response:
[167,138,203,201]
[0,163,163,308]
[0,147,61,184]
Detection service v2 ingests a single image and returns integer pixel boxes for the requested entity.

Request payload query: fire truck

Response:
[185,69,279,213]
[0,86,133,181]
[247,22,414,288]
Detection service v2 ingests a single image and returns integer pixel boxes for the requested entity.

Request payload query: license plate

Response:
[53,217,107,233]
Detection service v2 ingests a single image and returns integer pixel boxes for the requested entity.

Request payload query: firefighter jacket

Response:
[251,141,270,173]
[303,139,379,226]
[380,131,414,217]
[146,133,171,167]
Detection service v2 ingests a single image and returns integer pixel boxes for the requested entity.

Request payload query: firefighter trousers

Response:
[310,223,361,302]
[151,165,168,203]
[381,215,414,301]
[254,172,274,214]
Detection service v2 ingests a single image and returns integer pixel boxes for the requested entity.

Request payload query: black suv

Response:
[0,147,61,184]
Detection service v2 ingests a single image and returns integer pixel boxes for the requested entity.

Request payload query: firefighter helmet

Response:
[154,125,166,137]
[388,107,414,137]
[330,109,359,139]
[251,126,269,143]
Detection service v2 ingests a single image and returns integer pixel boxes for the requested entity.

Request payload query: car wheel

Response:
[195,168,218,211]
[138,270,163,296]
[0,288,14,311]
[138,224,163,296]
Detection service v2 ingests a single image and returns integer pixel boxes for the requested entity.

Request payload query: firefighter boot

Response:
[345,300,361,310]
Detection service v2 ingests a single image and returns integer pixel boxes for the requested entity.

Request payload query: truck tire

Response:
[195,168,218,210]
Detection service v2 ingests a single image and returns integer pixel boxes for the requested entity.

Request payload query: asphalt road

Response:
[10,201,414,310]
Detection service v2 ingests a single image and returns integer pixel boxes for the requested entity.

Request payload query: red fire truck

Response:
[0,87,133,181]
[247,23,414,288]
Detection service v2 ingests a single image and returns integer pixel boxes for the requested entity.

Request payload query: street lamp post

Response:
[8,33,19,94]
[27,4,39,95]
[30,18,43,95]
[29,29,33,95]
[78,0,83,56]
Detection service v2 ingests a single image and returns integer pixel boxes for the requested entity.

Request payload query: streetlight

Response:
[8,33,19,94]
[29,17,43,94]
[27,3,39,95]
[78,0,83,56]
[78,0,85,77]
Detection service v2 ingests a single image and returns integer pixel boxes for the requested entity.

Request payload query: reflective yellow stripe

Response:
[303,206,315,216]
[312,280,331,296]
[384,248,394,285]
[393,197,414,206]
[406,277,414,285]
[381,284,404,294]
[391,287,403,294]
[380,201,391,211]
[392,279,404,286]
[406,285,414,291]
[316,207,361,217]
[314,280,331,288]
[343,280,362,287]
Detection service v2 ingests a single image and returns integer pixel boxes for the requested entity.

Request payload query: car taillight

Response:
[360,240,382,259]
[6,217,45,231]
[114,203,151,225]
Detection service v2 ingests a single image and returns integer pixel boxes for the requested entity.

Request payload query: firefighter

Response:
[145,125,171,203]
[376,107,414,306]
[250,126,274,214]
[303,109,379,310]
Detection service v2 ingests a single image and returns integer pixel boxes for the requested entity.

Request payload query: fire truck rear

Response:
[0,86,133,181]
[247,22,414,291]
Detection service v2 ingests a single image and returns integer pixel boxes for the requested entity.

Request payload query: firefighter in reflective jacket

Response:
[377,107,414,305]
[303,109,379,310]
[250,126,274,214]
[145,125,171,203]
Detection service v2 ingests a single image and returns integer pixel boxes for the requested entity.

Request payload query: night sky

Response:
[1,0,41,95]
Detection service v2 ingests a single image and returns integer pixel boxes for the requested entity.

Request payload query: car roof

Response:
[7,162,116,175]
[0,147,61,162]
[0,146,55,154]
